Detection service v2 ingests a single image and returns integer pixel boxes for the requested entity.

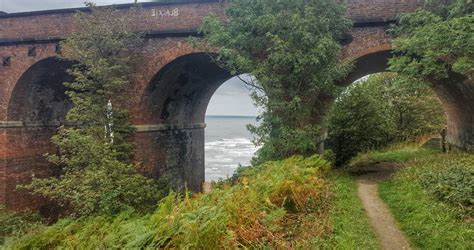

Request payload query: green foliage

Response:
[199,0,352,163]
[328,73,446,166]
[349,144,440,168]
[0,206,43,245]
[22,130,162,217]
[22,4,162,217]
[7,155,346,249]
[399,153,474,216]
[379,152,474,249]
[389,0,474,81]
[327,75,394,165]
[61,3,143,160]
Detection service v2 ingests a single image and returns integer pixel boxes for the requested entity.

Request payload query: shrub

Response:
[327,73,445,166]
[411,154,474,216]
[21,129,163,217]
[0,206,43,245]
[7,155,335,249]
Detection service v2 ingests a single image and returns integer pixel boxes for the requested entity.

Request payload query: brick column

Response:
[431,76,474,152]
[0,121,58,210]
[133,123,206,192]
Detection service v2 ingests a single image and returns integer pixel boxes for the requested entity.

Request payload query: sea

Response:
[205,115,259,182]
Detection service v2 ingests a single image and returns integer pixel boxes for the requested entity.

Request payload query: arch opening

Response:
[140,53,261,189]
[143,52,232,125]
[204,75,259,182]
[4,57,73,211]
[139,53,234,191]
[334,49,473,152]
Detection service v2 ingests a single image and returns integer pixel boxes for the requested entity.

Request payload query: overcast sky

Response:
[0,0,259,117]
[0,0,144,13]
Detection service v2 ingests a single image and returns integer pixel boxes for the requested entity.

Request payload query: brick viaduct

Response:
[0,0,472,212]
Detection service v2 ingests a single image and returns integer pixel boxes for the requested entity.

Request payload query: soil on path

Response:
[353,163,411,250]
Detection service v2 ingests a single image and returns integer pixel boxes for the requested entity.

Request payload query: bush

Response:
[327,75,395,166]
[408,154,474,216]
[327,73,446,166]
[22,129,163,217]
[0,206,43,245]
[7,155,336,249]
[379,152,474,248]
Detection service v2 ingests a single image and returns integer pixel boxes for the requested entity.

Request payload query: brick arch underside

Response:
[3,57,73,213]
[341,49,474,151]
[133,50,232,192]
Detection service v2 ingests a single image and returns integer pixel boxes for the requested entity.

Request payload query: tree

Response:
[23,4,162,217]
[327,73,446,166]
[383,74,446,141]
[389,0,473,81]
[199,0,352,164]
[327,75,395,166]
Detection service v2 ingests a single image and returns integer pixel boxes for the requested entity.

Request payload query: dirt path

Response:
[354,163,411,250]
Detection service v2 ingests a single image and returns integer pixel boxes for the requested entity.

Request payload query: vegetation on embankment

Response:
[2,155,377,249]
[349,143,440,167]
[350,146,474,249]
[323,173,379,249]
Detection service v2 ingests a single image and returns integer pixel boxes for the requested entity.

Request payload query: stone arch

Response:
[3,57,73,212]
[135,52,232,191]
[141,52,231,124]
[340,48,473,151]
[341,49,392,86]
[7,57,73,123]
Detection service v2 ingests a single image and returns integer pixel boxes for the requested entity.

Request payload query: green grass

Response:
[348,144,473,249]
[379,175,473,249]
[5,155,359,249]
[321,173,379,249]
[349,144,439,167]
[374,151,474,249]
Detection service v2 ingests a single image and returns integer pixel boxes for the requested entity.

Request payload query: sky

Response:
[207,76,259,117]
[0,0,143,13]
[0,0,259,117]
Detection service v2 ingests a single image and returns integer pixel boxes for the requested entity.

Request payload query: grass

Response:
[321,173,380,249]
[379,172,473,249]
[2,155,383,249]
[347,143,473,249]
[349,143,439,168]
[353,144,474,249]
[4,155,365,249]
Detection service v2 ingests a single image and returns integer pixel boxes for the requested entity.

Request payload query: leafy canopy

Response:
[389,0,474,81]
[200,0,352,163]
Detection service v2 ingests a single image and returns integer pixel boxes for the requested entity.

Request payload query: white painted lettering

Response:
[151,8,179,18]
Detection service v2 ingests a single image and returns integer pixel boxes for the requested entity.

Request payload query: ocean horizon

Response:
[204,115,259,181]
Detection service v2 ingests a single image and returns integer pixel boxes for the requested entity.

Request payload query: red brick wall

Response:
[0,2,226,40]
[0,0,427,40]
[343,0,425,22]
[0,44,57,120]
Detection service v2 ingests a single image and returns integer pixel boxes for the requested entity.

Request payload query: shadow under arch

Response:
[137,52,234,191]
[7,57,73,124]
[142,52,232,125]
[341,50,392,86]
[4,57,73,213]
